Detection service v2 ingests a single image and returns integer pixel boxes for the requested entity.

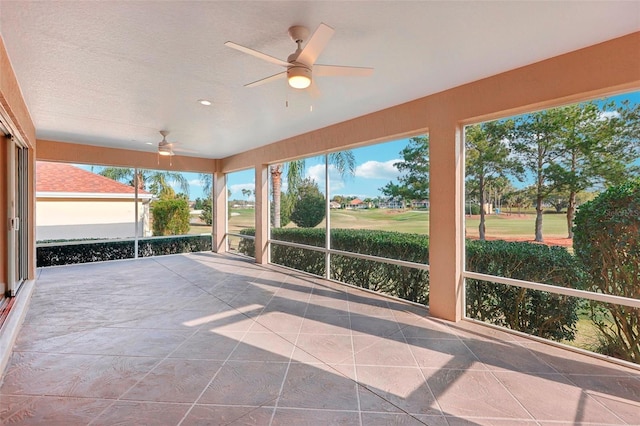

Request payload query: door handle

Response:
[8,217,19,231]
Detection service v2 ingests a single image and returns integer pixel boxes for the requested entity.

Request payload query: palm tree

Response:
[271,152,356,228]
[99,167,189,198]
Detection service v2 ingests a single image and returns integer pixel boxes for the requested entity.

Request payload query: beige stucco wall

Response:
[36,140,218,174]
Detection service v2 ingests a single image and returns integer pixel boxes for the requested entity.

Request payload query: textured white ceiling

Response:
[0,1,638,159]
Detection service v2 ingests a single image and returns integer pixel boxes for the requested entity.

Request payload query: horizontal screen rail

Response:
[464,271,640,309]
[226,233,255,240]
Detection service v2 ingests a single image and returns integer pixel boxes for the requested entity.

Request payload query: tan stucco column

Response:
[212,171,226,253]
[428,122,465,321]
[254,165,269,264]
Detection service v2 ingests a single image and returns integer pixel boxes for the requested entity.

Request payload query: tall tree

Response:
[271,152,355,228]
[380,136,429,202]
[199,173,212,199]
[241,188,252,200]
[512,109,566,242]
[465,121,520,240]
[99,167,189,198]
[552,101,639,238]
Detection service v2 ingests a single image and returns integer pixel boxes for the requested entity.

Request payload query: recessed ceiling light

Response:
[145,142,153,145]
[198,99,212,106]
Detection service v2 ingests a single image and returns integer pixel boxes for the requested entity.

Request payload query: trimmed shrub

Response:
[290,179,326,228]
[152,199,190,236]
[466,240,581,341]
[573,178,640,363]
[37,235,212,267]
[240,228,580,340]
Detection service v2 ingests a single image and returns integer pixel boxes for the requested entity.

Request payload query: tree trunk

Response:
[479,175,486,241]
[566,190,576,239]
[566,150,578,239]
[535,195,544,242]
[271,165,282,228]
[136,171,145,191]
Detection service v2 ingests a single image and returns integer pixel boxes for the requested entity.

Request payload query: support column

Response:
[428,123,465,321]
[212,171,226,253]
[254,165,269,264]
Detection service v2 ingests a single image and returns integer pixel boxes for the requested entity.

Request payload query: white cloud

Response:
[355,159,401,180]
[306,164,344,192]
[230,183,255,193]
[598,110,621,121]
[188,179,203,187]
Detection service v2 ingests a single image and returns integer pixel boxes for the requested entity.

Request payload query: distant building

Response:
[346,198,370,209]
[411,200,430,209]
[378,198,405,209]
[329,201,341,209]
[36,162,153,241]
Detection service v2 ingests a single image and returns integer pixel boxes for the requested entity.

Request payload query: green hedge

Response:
[239,228,580,341]
[466,240,581,341]
[573,178,640,363]
[37,235,212,267]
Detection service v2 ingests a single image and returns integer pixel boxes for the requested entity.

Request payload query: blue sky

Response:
[226,138,410,201]
[76,91,639,201]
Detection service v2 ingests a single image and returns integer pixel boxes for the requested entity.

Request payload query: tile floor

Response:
[0,252,639,425]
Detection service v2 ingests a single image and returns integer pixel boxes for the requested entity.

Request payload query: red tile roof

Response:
[36,161,151,195]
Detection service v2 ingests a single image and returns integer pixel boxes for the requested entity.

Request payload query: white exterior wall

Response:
[36,199,151,241]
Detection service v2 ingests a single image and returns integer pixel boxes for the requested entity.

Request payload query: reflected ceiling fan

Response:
[225,23,373,90]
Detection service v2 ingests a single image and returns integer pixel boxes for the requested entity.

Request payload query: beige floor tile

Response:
[2,253,636,426]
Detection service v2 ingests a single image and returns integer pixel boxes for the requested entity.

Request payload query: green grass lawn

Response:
[228,208,256,234]
[327,209,430,234]
[465,212,570,240]
[222,207,571,243]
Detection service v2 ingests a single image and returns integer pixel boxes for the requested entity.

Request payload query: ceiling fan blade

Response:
[297,23,335,65]
[245,71,287,88]
[314,64,374,77]
[224,41,289,67]
[308,81,321,99]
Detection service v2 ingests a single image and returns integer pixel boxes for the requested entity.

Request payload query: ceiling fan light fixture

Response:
[287,66,312,89]
[158,144,173,156]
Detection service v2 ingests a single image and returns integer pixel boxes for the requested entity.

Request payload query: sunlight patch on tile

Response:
[182,304,263,327]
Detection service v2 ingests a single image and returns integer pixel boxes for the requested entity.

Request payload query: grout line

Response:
[268,275,314,425]
[175,264,288,426]
[346,282,364,426]
[393,307,446,423]
[454,338,538,423]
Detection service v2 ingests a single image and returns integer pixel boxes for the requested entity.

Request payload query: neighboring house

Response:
[329,201,341,209]
[346,198,368,209]
[36,162,153,241]
[411,200,430,209]
[379,198,405,209]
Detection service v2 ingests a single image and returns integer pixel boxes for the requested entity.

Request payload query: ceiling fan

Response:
[225,23,373,90]
[157,130,174,156]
